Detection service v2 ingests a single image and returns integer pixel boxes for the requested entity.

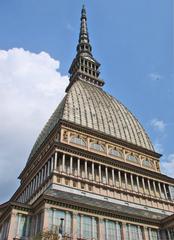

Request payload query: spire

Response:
[66,5,105,92]
[77,4,92,56]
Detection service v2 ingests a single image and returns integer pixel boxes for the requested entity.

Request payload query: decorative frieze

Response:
[61,128,160,173]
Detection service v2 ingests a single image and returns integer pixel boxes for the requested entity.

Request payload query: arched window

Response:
[90,142,105,152]
[127,154,140,165]
[70,135,87,147]
[142,159,154,168]
[109,148,122,158]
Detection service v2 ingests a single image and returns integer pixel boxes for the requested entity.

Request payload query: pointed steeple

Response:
[77,4,92,56]
[66,5,104,92]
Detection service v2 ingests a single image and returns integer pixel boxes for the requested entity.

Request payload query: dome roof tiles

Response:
[28,80,154,163]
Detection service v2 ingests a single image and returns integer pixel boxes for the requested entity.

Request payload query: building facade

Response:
[0,5,174,240]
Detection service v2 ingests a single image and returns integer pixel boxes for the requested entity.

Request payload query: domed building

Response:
[0,5,174,240]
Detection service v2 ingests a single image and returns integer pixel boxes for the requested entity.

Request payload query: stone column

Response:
[8,211,17,240]
[147,179,151,195]
[77,158,80,177]
[29,182,32,197]
[92,162,95,181]
[105,167,108,184]
[130,174,134,191]
[112,169,115,186]
[37,173,40,188]
[143,226,149,240]
[54,152,58,170]
[136,176,140,192]
[98,217,105,240]
[142,178,146,195]
[153,181,157,197]
[158,182,163,199]
[163,184,168,199]
[70,156,73,175]
[121,222,127,240]
[72,212,77,240]
[41,168,44,184]
[51,157,54,172]
[85,160,88,179]
[43,165,46,182]
[47,160,50,177]
[32,178,35,195]
[42,207,49,231]
[80,215,83,239]
[118,170,122,188]
[62,154,65,172]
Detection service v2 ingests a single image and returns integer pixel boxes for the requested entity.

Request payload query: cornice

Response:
[32,194,161,226]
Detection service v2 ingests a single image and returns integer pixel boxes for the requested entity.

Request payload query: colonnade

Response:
[56,152,173,202]
[17,151,173,205]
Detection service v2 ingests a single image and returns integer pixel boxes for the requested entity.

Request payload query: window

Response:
[169,229,174,240]
[16,214,28,238]
[148,228,159,240]
[48,209,72,236]
[77,214,98,239]
[81,182,85,189]
[142,159,154,168]
[105,220,122,240]
[73,181,77,188]
[126,224,143,240]
[109,148,122,158]
[65,179,69,185]
[70,135,87,147]
[0,219,10,240]
[90,142,105,152]
[127,154,140,165]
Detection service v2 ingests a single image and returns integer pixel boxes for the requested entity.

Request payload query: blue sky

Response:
[0,0,173,203]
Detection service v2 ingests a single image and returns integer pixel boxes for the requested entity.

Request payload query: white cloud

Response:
[151,118,166,132]
[0,48,69,203]
[149,73,163,81]
[161,154,174,178]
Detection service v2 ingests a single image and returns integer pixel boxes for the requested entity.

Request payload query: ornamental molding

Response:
[61,127,160,173]
[60,120,161,158]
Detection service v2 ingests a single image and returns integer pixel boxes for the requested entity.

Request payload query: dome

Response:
[28,80,154,162]
[27,6,155,163]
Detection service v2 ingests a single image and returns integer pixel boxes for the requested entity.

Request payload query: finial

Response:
[81,4,86,19]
